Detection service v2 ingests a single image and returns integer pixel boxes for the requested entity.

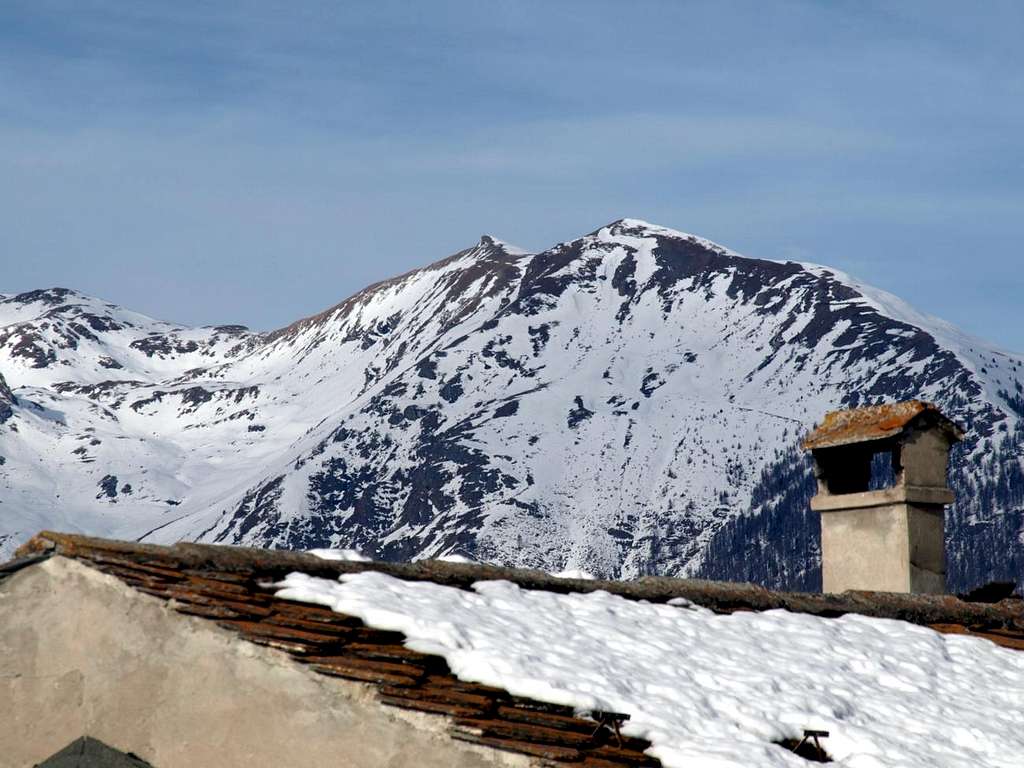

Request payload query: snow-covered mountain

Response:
[1,220,1021,590]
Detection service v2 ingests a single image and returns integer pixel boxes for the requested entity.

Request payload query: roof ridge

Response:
[14,531,1024,643]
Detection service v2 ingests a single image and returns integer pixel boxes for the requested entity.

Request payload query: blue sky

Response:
[2,1,1022,350]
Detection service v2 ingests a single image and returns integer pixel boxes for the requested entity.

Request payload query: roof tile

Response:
[802,400,964,450]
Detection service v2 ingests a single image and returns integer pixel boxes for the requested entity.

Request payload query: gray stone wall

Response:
[0,557,531,768]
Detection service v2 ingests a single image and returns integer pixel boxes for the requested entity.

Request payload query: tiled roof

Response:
[802,400,965,450]
[10,532,1024,766]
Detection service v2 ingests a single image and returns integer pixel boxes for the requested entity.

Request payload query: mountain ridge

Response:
[1,220,1021,590]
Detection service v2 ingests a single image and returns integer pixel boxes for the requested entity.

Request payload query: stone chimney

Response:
[803,401,963,594]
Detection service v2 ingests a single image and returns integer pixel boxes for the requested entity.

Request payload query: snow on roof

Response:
[276,569,1024,768]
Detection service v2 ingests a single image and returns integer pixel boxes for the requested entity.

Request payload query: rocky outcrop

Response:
[0,371,14,423]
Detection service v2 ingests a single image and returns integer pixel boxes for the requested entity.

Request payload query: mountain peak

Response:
[595,218,741,260]
[477,234,530,256]
[592,217,682,241]
[607,217,662,231]
[7,287,83,306]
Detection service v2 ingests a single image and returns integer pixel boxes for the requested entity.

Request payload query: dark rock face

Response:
[130,334,200,358]
[0,372,14,423]
[97,475,119,500]
[567,396,594,429]
[214,475,287,544]
[0,325,56,368]
[0,290,134,370]
[10,287,76,306]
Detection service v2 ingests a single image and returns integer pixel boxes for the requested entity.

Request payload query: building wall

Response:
[0,557,532,768]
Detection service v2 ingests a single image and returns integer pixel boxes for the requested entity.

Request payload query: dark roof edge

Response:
[0,551,53,583]
[14,531,1024,634]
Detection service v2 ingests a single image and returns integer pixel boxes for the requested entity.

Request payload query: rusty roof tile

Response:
[802,400,964,450]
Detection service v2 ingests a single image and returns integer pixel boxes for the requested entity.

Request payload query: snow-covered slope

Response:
[1,220,1021,589]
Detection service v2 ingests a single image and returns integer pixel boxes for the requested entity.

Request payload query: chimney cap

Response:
[802,400,964,451]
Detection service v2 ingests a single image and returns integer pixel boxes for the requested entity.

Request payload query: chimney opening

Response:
[868,447,899,491]
[814,442,899,495]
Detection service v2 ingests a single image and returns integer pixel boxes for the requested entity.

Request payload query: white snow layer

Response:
[551,567,598,580]
[275,571,1024,768]
[307,548,372,563]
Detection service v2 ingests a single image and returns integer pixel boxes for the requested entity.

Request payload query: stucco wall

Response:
[0,557,532,768]
[819,504,945,594]
[901,428,952,488]
[820,504,913,593]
